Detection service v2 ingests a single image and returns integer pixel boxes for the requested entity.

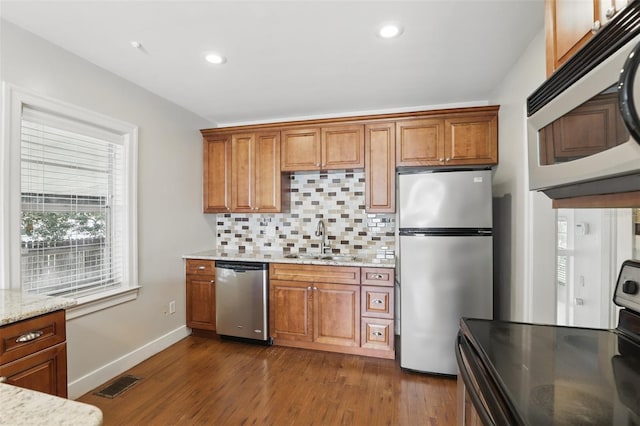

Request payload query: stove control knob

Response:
[622,280,639,295]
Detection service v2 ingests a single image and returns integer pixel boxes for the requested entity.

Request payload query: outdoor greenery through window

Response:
[20,107,125,298]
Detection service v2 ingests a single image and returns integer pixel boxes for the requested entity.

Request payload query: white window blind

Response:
[20,107,126,298]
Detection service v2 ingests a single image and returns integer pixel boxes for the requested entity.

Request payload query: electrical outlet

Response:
[169,300,176,314]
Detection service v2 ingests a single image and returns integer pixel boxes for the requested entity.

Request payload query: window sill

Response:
[66,286,141,320]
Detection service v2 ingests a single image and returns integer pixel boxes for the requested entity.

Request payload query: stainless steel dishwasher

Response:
[215,261,271,344]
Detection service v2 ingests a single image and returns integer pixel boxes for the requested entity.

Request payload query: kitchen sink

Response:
[284,254,357,261]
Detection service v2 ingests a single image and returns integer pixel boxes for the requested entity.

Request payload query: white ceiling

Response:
[0,1,544,127]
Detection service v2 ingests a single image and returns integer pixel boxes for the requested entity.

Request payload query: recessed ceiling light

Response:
[205,53,226,65]
[378,23,403,39]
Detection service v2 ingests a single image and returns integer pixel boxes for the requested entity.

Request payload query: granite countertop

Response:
[183,249,396,268]
[0,290,77,326]
[0,384,103,426]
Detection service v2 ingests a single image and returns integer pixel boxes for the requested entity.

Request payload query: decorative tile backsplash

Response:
[216,170,395,257]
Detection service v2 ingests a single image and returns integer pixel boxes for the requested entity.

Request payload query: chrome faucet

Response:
[315,219,329,254]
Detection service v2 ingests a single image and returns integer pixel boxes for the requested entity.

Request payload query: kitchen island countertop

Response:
[0,289,76,326]
[183,249,395,268]
[0,383,103,426]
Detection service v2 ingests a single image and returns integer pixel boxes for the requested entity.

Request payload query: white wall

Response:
[490,29,556,323]
[1,20,217,398]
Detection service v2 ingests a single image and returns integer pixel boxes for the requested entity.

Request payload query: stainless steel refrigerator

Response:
[398,169,493,374]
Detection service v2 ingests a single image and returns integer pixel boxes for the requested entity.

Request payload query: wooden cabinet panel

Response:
[313,283,360,347]
[231,133,255,212]
[186,260,216,332]
[282,125,364,171]
[365,123,395,213]
[444,113,498,165]
[361,267,394,287]
[1,310,65,365]
[361,318,394,351]
[396,119,444,166]
[0,343,67,398]
[0,310,68,398]
[361,286,393,319]
[281,128,321,171]
[322,125,364,170]
[270,263,360,285]
[270,280,313,342]
[545,0,625,76]
[254,132,282,212]
[203,136,231,213]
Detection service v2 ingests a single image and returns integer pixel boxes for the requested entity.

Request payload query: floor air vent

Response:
[94,375,142,398]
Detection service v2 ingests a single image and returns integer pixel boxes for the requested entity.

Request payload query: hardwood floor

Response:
[77,336,457,425]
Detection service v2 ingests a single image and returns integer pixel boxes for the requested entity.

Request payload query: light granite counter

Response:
[183,249,396,268]
[0,384,102,426]
[0,290,77,326]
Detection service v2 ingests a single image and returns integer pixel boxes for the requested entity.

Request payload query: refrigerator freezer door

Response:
[398,170,492,229]
[399,234,493,374]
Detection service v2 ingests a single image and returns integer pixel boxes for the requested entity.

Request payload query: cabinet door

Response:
[203,136,231,213]
[322,125,365,170]
[270,280,313,342]
[281,128,321,171]
[231,133,255,212]
[254,131,282,212]
[444,113,498,165]
[396,119,444,166]
[546,0,595,76]
[365,123,395,213]
[0,343,67,398]
[313,283,360,347]
[186,276,216,331]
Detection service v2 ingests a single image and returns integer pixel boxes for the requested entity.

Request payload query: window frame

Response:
[1,83,139,319]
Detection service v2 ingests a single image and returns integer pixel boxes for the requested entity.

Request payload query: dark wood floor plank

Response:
[77,336,456,425]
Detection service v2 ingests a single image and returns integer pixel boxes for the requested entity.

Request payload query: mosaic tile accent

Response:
[216,170,395,257]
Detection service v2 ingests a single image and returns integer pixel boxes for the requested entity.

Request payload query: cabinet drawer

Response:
[361,318,394,351]
[361,267,394,286]
[1,310,66,365]
[361,286,393,319]
[270,263,360,285]
[186,259,215,276]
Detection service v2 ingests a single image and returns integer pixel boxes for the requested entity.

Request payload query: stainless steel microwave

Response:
[527,3,640,200]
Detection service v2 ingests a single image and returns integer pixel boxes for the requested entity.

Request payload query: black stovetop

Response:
[461,317,640,425]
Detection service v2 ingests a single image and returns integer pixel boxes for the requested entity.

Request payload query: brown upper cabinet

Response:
[396,109,498,167]
[281,124,365,171]
[204,131,287,214]
[203,135,231,213]
[365,123,396,213]
[545,0,628,76]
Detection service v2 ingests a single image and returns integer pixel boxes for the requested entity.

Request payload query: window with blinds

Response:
[20,107,126,298]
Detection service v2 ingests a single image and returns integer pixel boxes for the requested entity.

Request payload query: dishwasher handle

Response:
[215,261,268,272]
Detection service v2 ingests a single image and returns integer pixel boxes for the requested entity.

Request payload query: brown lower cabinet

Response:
[0,309,68,398]
[269,263,395,359]
[186,259,216,333]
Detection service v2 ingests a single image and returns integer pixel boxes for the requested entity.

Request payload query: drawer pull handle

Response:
[16,330,43,343]
[197,266,206,270]
[373,274,384,280]
[371,331,383,337]
[372,299,384,304]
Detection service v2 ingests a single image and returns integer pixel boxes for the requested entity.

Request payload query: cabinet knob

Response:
[592,20,601,33]
[606,6,616,19]
[373,274,384,279]
[445,157,450,162]
[0,376,6,383]
[372,299,384,305]
[307,286,312,290]
[439,158,444,163]
[313,286,318,291]
[371,331,383,337]
[210,280,215,284]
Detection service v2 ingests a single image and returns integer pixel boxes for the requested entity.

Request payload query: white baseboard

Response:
[68,325,190,400]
